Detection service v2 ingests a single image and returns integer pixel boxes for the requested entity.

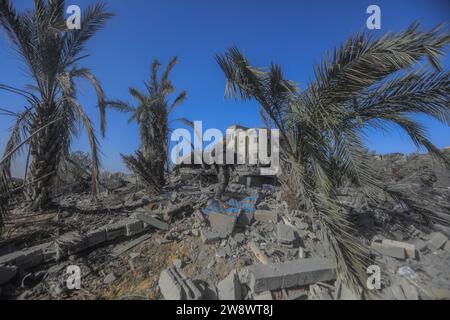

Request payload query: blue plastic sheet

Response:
[202,193,259,218]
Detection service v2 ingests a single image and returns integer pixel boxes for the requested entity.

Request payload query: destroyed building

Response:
[1,150,450,300]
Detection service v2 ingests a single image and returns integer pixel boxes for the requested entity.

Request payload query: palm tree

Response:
[0,0,114,211]
[217,23,450,291]
[116,57,187,191]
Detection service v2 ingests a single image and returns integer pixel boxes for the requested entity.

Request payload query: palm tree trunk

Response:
[26,113,61,211]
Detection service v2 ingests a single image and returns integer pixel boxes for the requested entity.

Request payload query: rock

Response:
[218,270,242,300]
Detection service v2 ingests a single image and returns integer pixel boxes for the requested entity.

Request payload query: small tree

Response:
[115,57,187,191]
[217,23,450,289]
[0,0,114,210]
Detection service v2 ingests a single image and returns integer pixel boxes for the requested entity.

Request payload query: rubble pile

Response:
[0,152,449,300]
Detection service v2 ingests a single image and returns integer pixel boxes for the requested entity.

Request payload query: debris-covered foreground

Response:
[1,152,450,300]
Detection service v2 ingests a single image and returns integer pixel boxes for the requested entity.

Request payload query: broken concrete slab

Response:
[247,257,336,294]
[158,265,202,300]
[254,210,278,223]
[371,241,406,260]
[136,213,169,231]
[0,251,24,266]
[208,212,236,238]
[103,222,127,241]
[58,232,89,254]
[218,270,242,300]
[427,232,448,251]
[201,230,221,244]
[0,265,18,285]
[15,246,45,269]
[85,229,107,247]
[276,223,296,246]
[125,219,145,236]
[412,239,428,253]
[381,239,416,259]
[111,233,152,257]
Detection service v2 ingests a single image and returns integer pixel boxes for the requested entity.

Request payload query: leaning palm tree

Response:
[217,23,450,291]
[115,57,187,191]
[0,0,114,211]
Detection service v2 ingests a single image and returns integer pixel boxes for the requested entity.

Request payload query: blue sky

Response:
[1,0,449,176]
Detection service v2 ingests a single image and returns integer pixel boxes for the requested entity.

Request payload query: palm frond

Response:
[121,151,161,194]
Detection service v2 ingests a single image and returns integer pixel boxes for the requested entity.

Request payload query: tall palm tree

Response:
[0,0,114,211]
[116,57,187,190]
[217,23,450,291]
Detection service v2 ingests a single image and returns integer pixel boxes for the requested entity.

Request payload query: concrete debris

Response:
[427,232,448,251]
[158,265,202,300]
[208,212,236,238]
[248,241,270,264]
[125,219,145,236]
[276,223,296,246]
[104,221,127,241]
[111,233,152,257]
[85,229,107,247]
[381,239,416,259]
[371,241,406,260]
[103,272,117,284]
[1,151,450,300]
[247,257,336,294]
[218,270,242,300]
[201,230,221,244]
[136,213,169,231]
[431,287,450,300]
[254,210,278,223]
